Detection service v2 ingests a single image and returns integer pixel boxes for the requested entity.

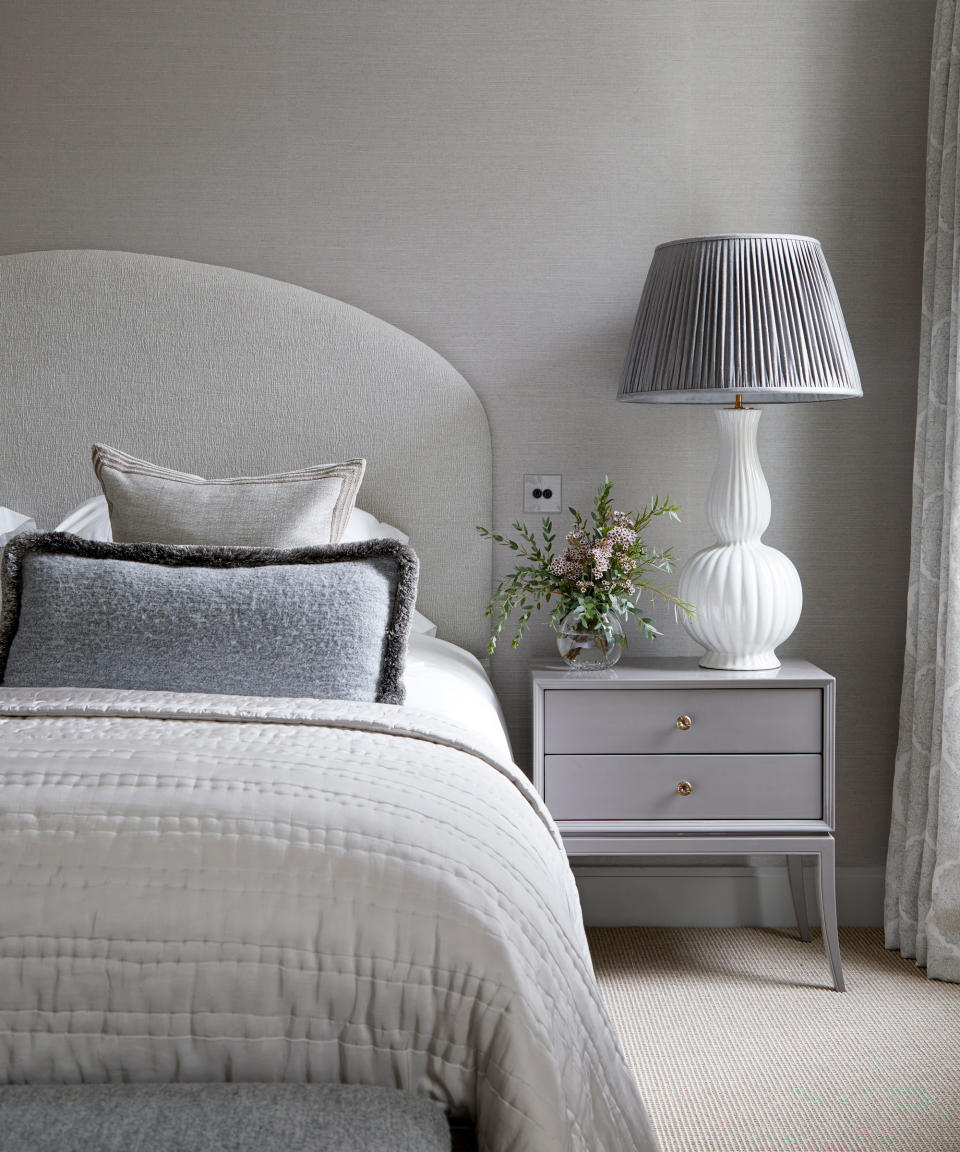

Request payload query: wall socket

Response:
[523,474,562,514]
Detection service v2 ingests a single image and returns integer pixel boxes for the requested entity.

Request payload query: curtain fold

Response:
[885,0,960,980]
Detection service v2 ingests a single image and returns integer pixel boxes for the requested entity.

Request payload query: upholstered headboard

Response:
[0,250,492,657]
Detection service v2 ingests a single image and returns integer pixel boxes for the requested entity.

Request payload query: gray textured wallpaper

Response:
[0,0,935,869]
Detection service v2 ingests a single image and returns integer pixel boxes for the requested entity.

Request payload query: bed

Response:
[0,250,659,1152]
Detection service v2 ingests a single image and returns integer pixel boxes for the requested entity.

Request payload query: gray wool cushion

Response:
[0,534,418,704]
[92,444,366,547]
[0,1084,452,1152]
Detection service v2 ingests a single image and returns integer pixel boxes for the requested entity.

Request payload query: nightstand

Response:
[532,657,844,991]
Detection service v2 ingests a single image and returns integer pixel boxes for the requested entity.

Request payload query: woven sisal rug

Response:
[588,927,960,1152]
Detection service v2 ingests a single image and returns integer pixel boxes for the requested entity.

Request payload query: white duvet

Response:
[0,687,658,1152]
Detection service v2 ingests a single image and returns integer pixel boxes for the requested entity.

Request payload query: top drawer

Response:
[543,687,822,755]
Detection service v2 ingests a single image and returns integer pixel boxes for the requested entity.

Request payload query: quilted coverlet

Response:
[0,688,658,1152]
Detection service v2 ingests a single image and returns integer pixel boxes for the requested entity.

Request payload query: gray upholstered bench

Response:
[0,1084,454,1152]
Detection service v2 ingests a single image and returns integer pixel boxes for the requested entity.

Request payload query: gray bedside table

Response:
[531,657,844,991]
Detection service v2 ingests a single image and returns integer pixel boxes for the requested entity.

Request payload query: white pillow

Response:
[340,508,389,543]
[0,507,37,547]
[341,508,409,545]
[55,495,112,540]
[55,497,439,637]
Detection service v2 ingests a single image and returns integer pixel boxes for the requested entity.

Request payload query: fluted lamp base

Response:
[678,407,802,671]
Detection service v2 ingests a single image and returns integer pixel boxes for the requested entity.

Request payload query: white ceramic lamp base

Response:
[678,408,802,670]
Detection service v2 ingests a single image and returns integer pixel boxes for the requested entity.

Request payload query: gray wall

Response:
[0,0,934,873]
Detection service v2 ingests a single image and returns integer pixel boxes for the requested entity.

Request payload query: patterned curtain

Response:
[885,0,960,980]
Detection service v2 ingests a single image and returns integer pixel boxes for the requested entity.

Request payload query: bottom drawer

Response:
[544,754,822,820]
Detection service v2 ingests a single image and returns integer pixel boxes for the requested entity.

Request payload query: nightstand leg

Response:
[815,839,844,992]
[786,855,811,942]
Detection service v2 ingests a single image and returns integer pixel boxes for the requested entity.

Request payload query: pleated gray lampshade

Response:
[618,234,863,403]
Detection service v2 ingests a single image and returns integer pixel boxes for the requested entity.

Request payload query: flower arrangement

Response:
[477,478,693,659]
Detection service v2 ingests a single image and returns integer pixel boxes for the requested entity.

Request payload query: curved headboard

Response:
[0,250,492,657]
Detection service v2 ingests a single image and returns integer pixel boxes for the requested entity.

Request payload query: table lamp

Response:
[618,234,862,670]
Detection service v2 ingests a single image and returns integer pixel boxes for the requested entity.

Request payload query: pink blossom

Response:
[608,524,637,548]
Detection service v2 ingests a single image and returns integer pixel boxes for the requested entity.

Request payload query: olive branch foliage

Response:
[476,478,694,655]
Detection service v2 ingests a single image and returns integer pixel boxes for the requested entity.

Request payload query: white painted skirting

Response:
[573,863,884,928]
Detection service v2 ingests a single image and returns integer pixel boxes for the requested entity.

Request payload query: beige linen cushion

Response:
[92,445,365,547]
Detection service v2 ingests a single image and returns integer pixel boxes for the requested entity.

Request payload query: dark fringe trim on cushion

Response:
[0,533,419,704]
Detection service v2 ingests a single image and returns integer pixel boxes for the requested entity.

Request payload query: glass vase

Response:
[555,611,625,670]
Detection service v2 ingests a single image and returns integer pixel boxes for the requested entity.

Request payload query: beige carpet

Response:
[587,927,960,1152]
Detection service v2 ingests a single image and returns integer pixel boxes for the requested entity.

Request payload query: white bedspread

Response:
[0,688,658,1152]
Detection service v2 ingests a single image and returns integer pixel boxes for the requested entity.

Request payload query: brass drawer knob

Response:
[676,714,692,731]
[677,780,693,796]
